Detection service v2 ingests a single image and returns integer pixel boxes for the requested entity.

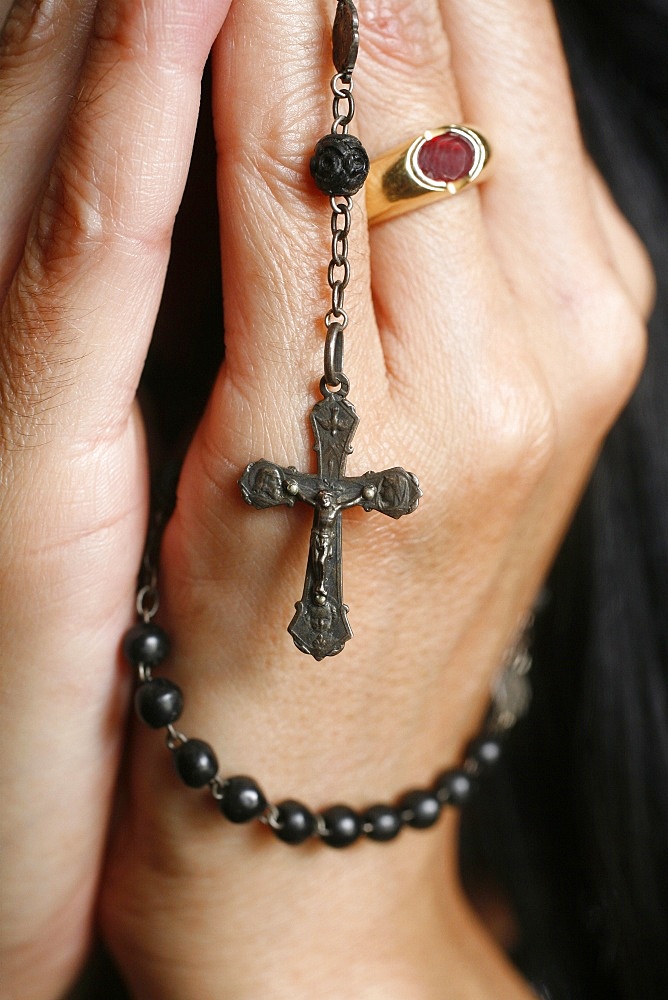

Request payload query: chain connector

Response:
[136,584,160,622]
[324,320,346,388]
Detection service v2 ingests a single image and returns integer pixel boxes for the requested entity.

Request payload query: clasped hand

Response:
[0,0,653,996]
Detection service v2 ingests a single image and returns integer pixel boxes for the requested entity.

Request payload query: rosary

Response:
[123,0,531,848]
[239,0,420,660]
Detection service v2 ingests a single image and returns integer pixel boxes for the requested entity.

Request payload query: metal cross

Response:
[239,390,421,660]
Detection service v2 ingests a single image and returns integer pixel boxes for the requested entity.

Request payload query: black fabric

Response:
[462,2,668,997]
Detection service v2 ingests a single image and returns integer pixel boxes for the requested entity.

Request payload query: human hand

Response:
[0,0,231,993]
[0,0,653,997]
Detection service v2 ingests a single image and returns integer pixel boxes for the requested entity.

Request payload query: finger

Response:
[0,0,96,295]
[1,0,232,446]
[352,0,498,382]
[211,0,382,425]
[439,0,605,283]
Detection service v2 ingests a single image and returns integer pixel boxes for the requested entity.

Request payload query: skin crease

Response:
[0,0,655,998]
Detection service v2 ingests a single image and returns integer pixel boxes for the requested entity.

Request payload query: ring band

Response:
[366,125,491,225]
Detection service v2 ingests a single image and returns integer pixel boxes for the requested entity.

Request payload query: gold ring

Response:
[365,125,491,225]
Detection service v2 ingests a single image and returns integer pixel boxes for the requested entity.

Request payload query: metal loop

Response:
[435,786,451,805]
[165,724,187,751]
[137,663,153,684]
[320,372,350,398]
[330,195,353,215]
[331,73,354,98]
[263,804,283,830]
[324,322,345,387]
[331,281,348,316]
[331,210,351,239]
[332,94,353,117]
[332,101,354,123]
[328,259,350,290]
[324,307,348,330]
[136,584,160,622]
[209,776,226,801]
[331,231,349,266]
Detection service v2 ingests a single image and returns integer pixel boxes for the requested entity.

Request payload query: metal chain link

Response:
[331,72,354,134]
[326,193,353,336]
[323,72,356,378]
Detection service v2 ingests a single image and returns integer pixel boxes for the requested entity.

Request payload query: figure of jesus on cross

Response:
[239,391,421,660]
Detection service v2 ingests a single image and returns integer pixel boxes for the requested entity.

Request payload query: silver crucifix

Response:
[239,389,421,660]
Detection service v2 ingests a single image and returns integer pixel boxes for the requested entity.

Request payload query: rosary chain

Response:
[331,72,354,134]
[325,72,355,347]
[125,484,534,847]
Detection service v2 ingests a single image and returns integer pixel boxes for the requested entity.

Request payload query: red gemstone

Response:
[416,131,475,183]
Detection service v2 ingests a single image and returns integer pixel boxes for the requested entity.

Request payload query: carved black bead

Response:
[362,804,403,842]
[400,789,441,829]
[220,776,267,824]
[320,805,362,848]
[434,768,474,806]
[123,623,170,667]
[468,736,503,770]
[134,678,183,729]
[310,133,369,196]
[274,799,317,845]
[173,739,218,788]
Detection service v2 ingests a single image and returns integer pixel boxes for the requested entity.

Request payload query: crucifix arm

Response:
[239,461,322,510]
[342,468,423,518]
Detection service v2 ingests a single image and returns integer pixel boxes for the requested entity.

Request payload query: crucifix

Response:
[239,1,421,660]
[239,388,422,660]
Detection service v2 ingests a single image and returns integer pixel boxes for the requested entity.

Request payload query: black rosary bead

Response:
[399,789,441,829]
[274,799,317,845]
[310,133,369,196]
[134,678,183,729]
[173,739,218,788]
[468,735,503,771]
[362,804,403,842]
[320,805,362,848]
[123,622,170,667]
[220,775,267,824]
[434,768,474,806]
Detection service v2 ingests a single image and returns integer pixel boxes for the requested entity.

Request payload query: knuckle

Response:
[91,0,151,63]
[0,278,76,432]
[0,0,54,62]
[466,374,558,499]
[28,126,172,285]
[493,398,557,488]
[237,130,312,209]
[364,0,451,74]
[568,279,648,425]
[31,154,109,280]
[91,0,214,72]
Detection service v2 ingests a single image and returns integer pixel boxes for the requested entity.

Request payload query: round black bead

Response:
[310,133,370,196]
[123,623,170,667]
[434,768,474,806]
[220,775,267,824]
[173,739,218,788]
[362,804,403,842]
[134,678,183,729]
[274,799,317,845]
[320,805,362,848]
[468,736,503,771]
[399,789,441,829]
